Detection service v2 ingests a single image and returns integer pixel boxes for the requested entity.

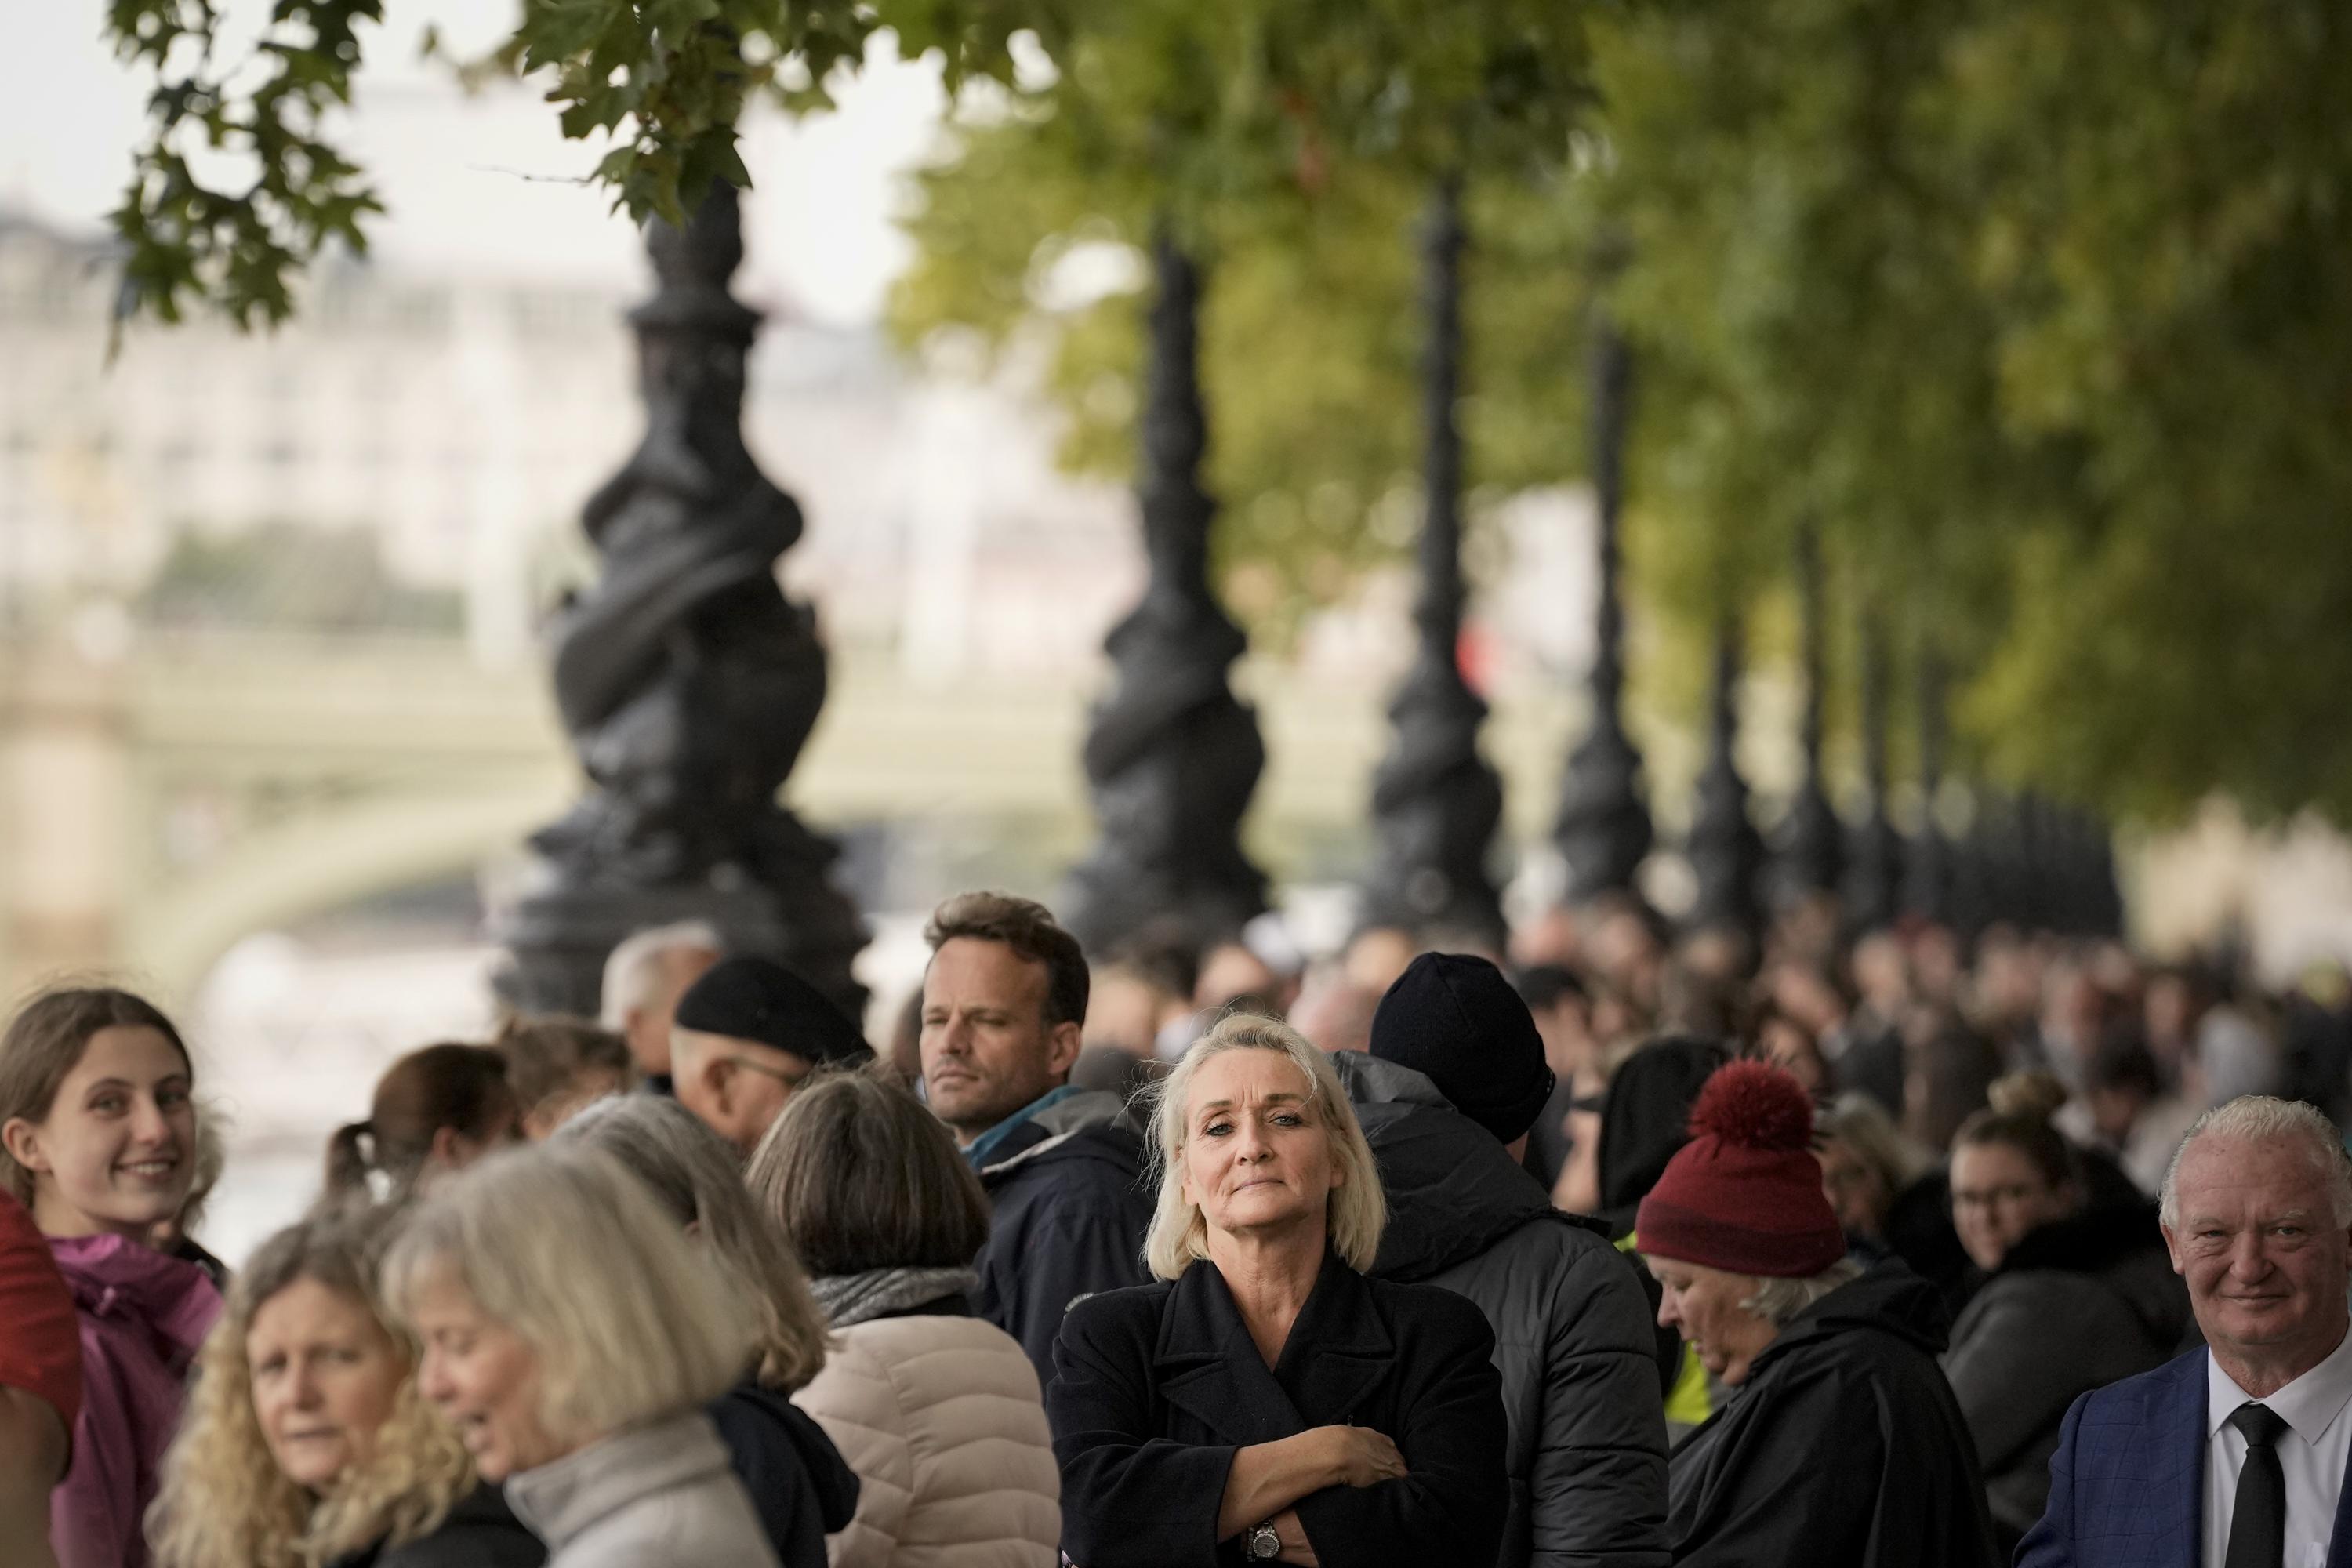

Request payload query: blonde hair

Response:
[383,1143,753,1446]
[149,1207,474,1568]
[1144,1014,1386,1280]
[555,1094,829,1392]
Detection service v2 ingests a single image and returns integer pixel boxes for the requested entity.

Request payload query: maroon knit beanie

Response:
[1635,1058,1845,1278]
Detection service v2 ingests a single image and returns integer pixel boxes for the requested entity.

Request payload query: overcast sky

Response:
[1,2,953,324]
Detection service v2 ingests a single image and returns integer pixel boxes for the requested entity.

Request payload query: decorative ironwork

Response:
[1687,615,1766,936]
[1552,312,1653,904]
[1361,176,1505,943]
[1773,521,1844,909]
[499,184,866,1018]
[1904,644,1951,924]
[1842,607,1901,932]
[1063,229,1269,953]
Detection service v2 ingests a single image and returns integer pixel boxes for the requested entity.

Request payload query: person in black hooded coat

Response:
[1637,1059,1997,1568]
[1330,1033,1671,1568]
[1663,1261,1994,1567]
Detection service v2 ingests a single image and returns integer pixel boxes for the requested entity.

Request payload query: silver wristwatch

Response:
[1245,1519,1281,1560]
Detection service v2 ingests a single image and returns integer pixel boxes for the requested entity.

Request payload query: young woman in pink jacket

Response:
[0,986,224,1568]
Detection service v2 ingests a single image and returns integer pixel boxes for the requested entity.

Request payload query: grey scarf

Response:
[810,1265,979,1329]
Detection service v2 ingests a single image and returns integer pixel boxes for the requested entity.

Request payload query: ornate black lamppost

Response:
[1552,314,1653,904]
[1842,608,1901,933]
[1772,522,1843,910]
[1904,645,1951,925]
[1063,229,1269,954]
[1361,176,1506,943]
[499,185,867,1018]
[1686,615,1765,937]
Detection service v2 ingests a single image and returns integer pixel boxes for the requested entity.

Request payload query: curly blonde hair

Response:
[149,1207,475,1568]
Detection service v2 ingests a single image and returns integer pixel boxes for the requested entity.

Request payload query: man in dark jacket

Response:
[919,891,1153,1377]
[1338,953,1671,1568]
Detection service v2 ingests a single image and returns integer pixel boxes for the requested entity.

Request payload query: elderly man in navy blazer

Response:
[2020,1095,2352,1568]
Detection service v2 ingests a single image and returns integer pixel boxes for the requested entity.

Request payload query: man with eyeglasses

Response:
[670,955,873,1156]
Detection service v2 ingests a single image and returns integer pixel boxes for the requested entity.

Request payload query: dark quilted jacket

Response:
[1332,1051,1671,1568]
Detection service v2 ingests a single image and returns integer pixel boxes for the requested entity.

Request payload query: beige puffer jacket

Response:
[791,1313,1061,1568]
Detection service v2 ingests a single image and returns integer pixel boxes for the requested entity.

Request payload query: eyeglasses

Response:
[1951,1182,2045,1214]
[723,1055,811,1091]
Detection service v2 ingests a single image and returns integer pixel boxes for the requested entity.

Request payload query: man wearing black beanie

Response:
[1327,950,1671,1568]
[670,955,872,1156]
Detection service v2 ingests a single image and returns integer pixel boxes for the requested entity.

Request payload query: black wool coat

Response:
[1664,1261,1998,1568]
[1048,1250,1509,1568]
[325,1484,544,1568]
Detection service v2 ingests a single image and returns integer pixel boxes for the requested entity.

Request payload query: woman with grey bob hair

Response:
[554,1094,828,1391]
[383,1142,788,1568]
[750,1071,1061,1568]
[1047,1014,1508,1567]
[552,1095,860,1566]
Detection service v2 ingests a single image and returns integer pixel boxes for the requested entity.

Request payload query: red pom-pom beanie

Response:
[1635,1058,1846,1278]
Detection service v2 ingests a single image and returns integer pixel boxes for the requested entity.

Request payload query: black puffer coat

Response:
[1665,1261,1998,1568]
[1940,1203,2198,1548]
[1333,1051,1671,1568]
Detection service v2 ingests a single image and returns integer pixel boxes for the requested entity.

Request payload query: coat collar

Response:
[503,1410,732,1552]
[48,1232,221,1370]
[1153,1251,1393,1443]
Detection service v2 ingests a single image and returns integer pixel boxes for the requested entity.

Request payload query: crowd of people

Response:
[3,886,2351,1568]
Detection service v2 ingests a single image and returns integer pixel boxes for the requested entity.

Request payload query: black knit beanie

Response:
[1368,953,1555,1144]
[673,956,871,1068]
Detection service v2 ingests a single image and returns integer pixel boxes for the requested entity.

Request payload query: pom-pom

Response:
[1686,1058,1815,1152]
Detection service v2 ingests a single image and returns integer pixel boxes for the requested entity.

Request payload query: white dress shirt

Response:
[2205,1319,2352,1568]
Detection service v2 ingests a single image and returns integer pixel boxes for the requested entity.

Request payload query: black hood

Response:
[976,1089,1150,1185]
[1596,1035,1727,1235]
[725,1383,864,1534]
[1755,1259,1954,1374]
[1330,1051,1565,1280]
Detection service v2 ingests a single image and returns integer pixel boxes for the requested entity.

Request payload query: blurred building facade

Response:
[0,205,1143,675]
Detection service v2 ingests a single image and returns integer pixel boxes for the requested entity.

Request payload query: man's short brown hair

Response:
[924,891,1090,1030]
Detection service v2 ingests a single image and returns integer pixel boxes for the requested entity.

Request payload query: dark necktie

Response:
[2225,1401,2290,1568]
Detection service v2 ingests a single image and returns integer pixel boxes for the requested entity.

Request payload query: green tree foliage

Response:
[1588,0,2352,822]
[888,2,1603,632]
[103,0,2352,821]
[103,0,1036,330]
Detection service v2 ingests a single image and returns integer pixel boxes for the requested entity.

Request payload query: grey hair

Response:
[2158,1095,2352,1230]
[552,1094,829,1392]
[1738,1258,1864,1327]
[599,920,724,1029]
[382,1144,750,1447]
